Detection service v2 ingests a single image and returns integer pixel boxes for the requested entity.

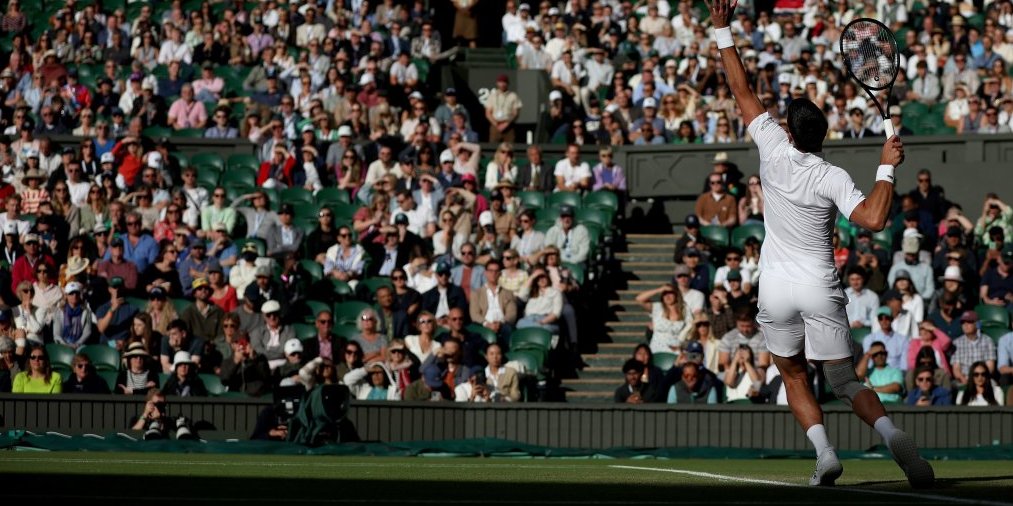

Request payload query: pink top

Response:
[907,329,952,374]
[168,99,208,129]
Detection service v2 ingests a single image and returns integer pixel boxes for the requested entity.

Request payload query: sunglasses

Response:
[30,355,45,360]
[391,275,406,281]
[361,315,375,321]
[915,377,933,382]
[418,319,433,324]
[461,251,475,256]
[317,319,333,324]
[345,350,357,354]
[390,348,405,354]
[972,372,988,378]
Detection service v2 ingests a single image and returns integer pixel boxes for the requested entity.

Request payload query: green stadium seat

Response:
[576,207,609,228]
[974,304,1010,328]
[730,223,765,249]
[191,153,225,171]
[332,203,361,221]
[125,296,148,311]
[519,191,546,210]
[158,373,170,388]
[850,326,872,345]
[534,220,554,233]
[292,203,320,220]
[583,190,619,212]
[548,191,582,209]
[358,277,393,295]
[293,323,318,341]
[536,207,561,224]
[506,349,544,375]
[195,167,221,187]
[334,301,372,325]
[467,323,498,345]
[699,225,730,249]
[200,374,227,396]
[653,352,677,371]
[174,128,204,138]
[221,168,257,188]
[143,126,173,139]
[509,327,551,355]
[333,323,359,340]
[227,153,260,171]
[315,187,351,206]
[981,323,1008,345]
[302,300,332,323]
[330,279,354,298]
[171,298,192,315]
[281,187,314,205]
[299,259,324,281]
[98,370,118,391]
[562,262,585,284]
[79,344,121,372]
[46,343,76,369]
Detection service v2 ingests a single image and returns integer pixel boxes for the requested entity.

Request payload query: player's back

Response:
[747,113,866,288]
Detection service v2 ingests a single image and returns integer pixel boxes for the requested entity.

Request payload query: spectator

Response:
[485,74,522,143]
[249,300,295,371]
[516,268,563,335]
[857,341,905,404]
[160,319,204,374]
[907,321,953,376]
[696,172,737,227]
[515,146,555,194]
[905,366,952,406]
[951,311,998,386]
[737,175,764,225]
[115,341,159,395]
[219,334,272,397]
[865,304,910,371]
[421,262,469,325]
[553,144,591,192]
[979,245,1013,310]
[615,358,653,404]
[723,344,763,403]
[544,205,590,264]
[667,360,719,404]
[162,351,208,397]
[974,195,1012,251]
[845,267,879,329]
[636,283,692,355]
[63,353,110,394]
[717,309,769,371]
[469,259,517,348]
[11,345,61,394]
[52,281,92,349]
[956,361,1004,406]
[95,277,138,348]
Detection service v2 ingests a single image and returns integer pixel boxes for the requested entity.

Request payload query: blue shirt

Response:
[105,234,158,272]
[865,329,910,371]
[905,386,952,406]
[998,332,1013,371]
[94,302,138,343]
[178,254,221,296]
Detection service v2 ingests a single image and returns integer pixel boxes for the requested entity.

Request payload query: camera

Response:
[274,385,305,426]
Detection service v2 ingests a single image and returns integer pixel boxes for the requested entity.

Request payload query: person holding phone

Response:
[95,276,139,350]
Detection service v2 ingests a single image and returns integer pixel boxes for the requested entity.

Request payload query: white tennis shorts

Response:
[756,273,853,361]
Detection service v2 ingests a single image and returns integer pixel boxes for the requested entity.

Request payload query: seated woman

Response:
[404,312,441,366]
[955,361,1004,406]
[161,351,208,397]
[723,345,763,403]
[343,361,401,400]
[515,269,563,335]
[630,343,666,402]
[63,353,111,394]
[116,341,160,395]
[904,346,952,393]
[11,345,62,394]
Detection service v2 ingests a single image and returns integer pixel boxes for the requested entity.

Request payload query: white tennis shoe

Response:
[809,449,844,486]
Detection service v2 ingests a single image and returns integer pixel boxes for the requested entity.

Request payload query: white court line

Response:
[609,465,1013,506]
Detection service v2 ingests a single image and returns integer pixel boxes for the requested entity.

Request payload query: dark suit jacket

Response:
[300,334,348,362]
[421,284,469,316]
[365,242,412,278]
[376,307,411,340]
[514,163,556,194]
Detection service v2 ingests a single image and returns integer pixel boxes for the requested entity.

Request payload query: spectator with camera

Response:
[219,334,272,397]
[905,366,952,406]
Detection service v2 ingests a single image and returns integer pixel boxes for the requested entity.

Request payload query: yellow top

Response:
[11,371,63,394]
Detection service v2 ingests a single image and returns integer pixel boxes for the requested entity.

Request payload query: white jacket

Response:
[343,362,402,401]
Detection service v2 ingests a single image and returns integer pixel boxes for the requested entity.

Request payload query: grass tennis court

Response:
[3,452,1011,505]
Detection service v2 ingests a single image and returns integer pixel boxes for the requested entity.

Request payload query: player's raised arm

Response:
[849,136,905,232]
[706,0,764,127]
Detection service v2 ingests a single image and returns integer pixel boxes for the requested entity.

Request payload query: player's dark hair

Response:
[786,98,827,153]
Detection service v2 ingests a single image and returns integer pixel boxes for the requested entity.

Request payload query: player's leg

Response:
[756,279,841,486]
[802,287,934,489]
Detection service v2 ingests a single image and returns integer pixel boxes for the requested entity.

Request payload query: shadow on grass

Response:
[10,473,1013,505]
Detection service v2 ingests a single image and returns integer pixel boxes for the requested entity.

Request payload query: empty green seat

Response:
[509,327,551,354]
[281,187,314,205]
[653,352,677,371]
[46,343,76,369]
[518,191,546,210]
[850,326,872,345]
[293,323,318,341]
[974,304,1010,328]
[315,187,351,206]
[200,373,227,396]
[334,301,373,325]
[548,191,582,209]
[699,225,729,248]
[467,323,498,345]
[583,190,619,212]
[730,223,765,249]
[190,152,225,171]
[79,344,121,372]
[300,259,323,281]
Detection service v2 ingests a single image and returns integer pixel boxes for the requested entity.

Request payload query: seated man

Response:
[544,205,590,264]
[856,341,904,404]
[468,260,517,349]
[695,171,738,227]
[421,262,469,325]
[951,310,997,386]
[717,309,770,371]
[666,361,719,404]
[844,266,879,328]
[615,359,654,404]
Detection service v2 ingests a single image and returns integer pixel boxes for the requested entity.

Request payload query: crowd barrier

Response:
[3,394,1009,451]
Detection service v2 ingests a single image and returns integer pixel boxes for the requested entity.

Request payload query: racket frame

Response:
[839,17,901,137]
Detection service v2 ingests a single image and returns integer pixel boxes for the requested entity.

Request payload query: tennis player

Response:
[704,0,934,488]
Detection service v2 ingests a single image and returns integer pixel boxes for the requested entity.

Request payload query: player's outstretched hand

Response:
[704,0,738,29]
[880,135,905,167]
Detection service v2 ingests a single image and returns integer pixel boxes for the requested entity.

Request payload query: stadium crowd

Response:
[0,0,1009,411]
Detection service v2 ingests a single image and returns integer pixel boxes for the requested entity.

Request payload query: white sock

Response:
[806,424,834,457]
[874,416,899,443]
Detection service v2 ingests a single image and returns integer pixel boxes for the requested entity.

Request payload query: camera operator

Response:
[251,385,304,441]
[131,389,168,432]
[454,366,492,402]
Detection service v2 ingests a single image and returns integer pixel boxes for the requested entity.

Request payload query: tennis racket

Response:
[839,18,901,137]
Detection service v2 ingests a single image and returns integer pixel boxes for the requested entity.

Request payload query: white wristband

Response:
[715,27,734,49]
[875,164,895,184]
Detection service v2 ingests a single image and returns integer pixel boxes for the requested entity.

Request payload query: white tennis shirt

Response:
[748,113,866,288]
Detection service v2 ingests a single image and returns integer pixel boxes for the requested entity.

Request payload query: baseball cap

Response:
[284,339,304,355]
[876,306,893,318]
[63,282,84,295]
[901,236,920,254]
[235,336,250,347]
[261,300,281,314]
[945,226,963,237]
[439,150,454,163]
[149,286,167,299]
[23,233,40,244]
[278,203,295,215]
[881,289,902,303]
[960,310,978,323]
[549,90,562,102]
[191,277,210,290]
[479,210,494,226]
[685,214,700,227]
[337,125,353,137]
[674,264,691,277]
[110,236,124,247]
[435,261,452,275]
[255,265,272,277]
[101,152,115,164]
[942,265,963,282]
[894,269,911,281]
[684,340,704,356]
[642,97,657,109]
[726,269,742,281]
[558,205,575,217]
[423,365,444,389]
[394,213,409,225]
[684,247,701,258]
[109,276,125,288]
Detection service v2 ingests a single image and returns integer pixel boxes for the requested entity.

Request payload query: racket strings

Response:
[841,21,898,90]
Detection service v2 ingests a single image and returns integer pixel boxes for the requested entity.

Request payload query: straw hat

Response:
[65,256,90,277]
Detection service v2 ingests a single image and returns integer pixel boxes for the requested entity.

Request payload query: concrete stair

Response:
[561,234,676,402]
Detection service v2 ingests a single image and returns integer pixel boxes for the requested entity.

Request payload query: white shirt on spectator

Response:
[158,40,192,65]
[553,158,591,190]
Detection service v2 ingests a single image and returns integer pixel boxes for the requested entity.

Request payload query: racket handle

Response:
[884,119,896,138]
